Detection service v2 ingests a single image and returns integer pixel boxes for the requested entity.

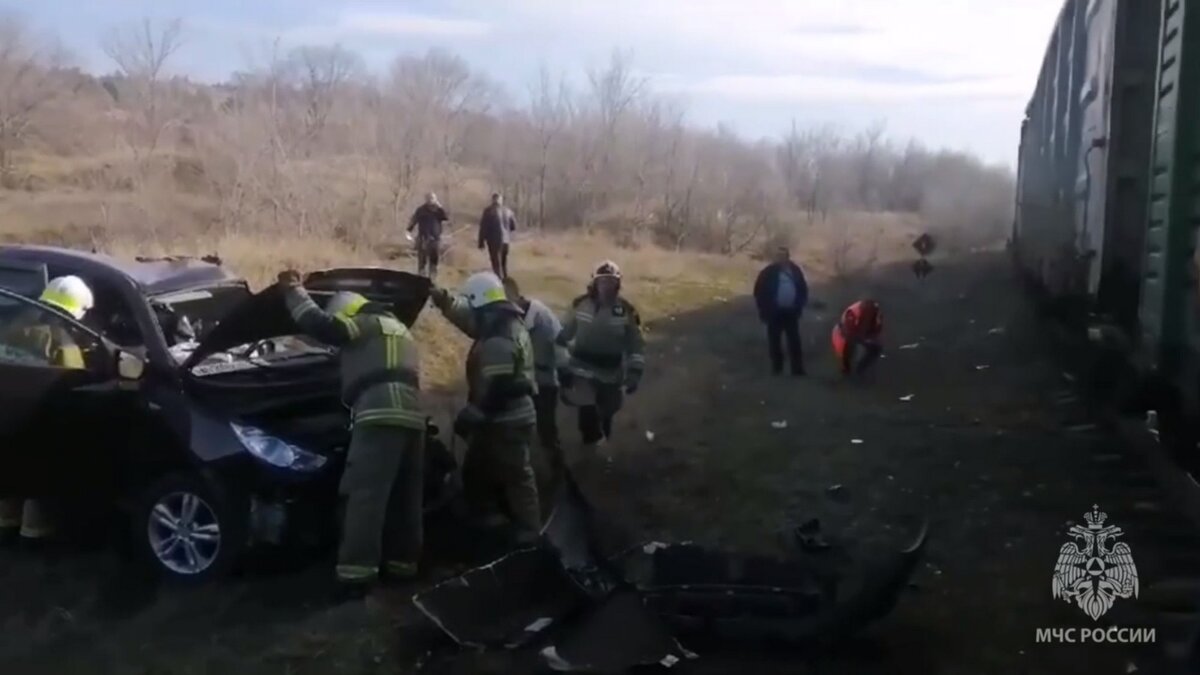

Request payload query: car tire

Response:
[131,472,247,585]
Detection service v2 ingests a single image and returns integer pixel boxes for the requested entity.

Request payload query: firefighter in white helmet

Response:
[430,271,541,543]
[556,260,645,452]
[0,276,94,547]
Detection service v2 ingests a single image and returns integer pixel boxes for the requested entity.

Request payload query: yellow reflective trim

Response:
[385,561,419,577]
[339,295,368,318]
[481,364,515,376]
[336,565,379,582]
[57,345,84,369]
[483,287,506,302]
[39,290,81,316]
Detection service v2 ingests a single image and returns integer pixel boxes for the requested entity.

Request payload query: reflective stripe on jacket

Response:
[557,293,645,385]
[466,305,537,426]
[285,286,424,430]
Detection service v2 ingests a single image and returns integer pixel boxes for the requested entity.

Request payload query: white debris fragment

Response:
[899,343,920,350]
[1062,371,1076,382]
[660,655,681,668]
[899,394,914,402]
[1126,662,1138,673]
[645,430,656,442]
[404,232,414,241]
[988,327,1005,335]
[541,646,572,671]
[524,617,554,633]
[975,364,990,371]
[851,438,864,444]
[771,420,789,429]
[968,319,975,325]
[643,541,669,554]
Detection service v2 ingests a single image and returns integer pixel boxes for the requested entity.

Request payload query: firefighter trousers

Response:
[0,498,54,540]
[462,423,541,540]
[533,386,565,483]
[336,424,425,585]
[578,381,623,444]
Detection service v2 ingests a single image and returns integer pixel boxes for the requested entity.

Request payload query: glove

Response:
[277,270,301,288]
[453,405,485,440]
[430,286,450,307]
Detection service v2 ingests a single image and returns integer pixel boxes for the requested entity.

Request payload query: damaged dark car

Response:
[0,245,455,582]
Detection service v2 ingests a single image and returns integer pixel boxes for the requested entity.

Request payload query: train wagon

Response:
[1012,0,1200,468]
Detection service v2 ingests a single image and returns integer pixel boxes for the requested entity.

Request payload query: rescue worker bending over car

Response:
[276,271,425,595]
[431,272,542,544]
[556,261,645,453]
[0,276,94,548]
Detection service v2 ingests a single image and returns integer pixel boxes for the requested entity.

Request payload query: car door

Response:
[0,287,129,499]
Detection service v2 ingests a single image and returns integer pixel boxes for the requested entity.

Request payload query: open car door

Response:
[183,267,431,369]
[0,287,131,499]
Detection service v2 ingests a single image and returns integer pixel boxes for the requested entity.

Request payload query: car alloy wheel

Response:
[146,491,222,576]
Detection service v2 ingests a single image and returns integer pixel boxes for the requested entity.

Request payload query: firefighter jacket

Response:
[557,293,645,386]
[2,310,85,369]
[284,286,424,430]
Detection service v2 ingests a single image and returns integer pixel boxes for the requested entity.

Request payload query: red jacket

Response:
[839,300,883,341]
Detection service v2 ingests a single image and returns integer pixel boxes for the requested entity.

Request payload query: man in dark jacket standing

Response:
[407,192,450,281]
[478,193,517,278]
[753,246,809,376]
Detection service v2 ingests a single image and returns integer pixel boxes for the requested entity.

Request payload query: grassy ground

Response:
[3,244,1193,674]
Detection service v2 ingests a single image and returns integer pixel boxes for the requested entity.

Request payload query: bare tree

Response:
[528,65,571,229]
[101,17,184,160]
[285,44,363,156]
[0,13,69,176]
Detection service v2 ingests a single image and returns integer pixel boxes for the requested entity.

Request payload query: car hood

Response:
[182,267,431,369]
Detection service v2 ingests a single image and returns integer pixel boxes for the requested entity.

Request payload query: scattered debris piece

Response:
[645,431,656,442]
[772,420,789,429]
[988,327,1006,335]
[1065,423,1097,433]
[826,484,848,502]
[1126,662,1138,673]
[899,394,914,402]
[899,343,920,350]
[975,365,990,371]
[1062,371,1076,382]
[968,319,976,325]
[851,438,864,444]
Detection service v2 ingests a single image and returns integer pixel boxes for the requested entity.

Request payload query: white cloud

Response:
[485,0,1061,99]
[285,10,491,43]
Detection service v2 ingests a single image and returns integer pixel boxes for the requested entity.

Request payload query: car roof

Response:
[0,244,240,295]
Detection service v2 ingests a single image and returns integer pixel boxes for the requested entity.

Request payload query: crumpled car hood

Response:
[183,267,431,369]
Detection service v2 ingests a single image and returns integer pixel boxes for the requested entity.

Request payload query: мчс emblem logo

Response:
[1052,505,1139,620]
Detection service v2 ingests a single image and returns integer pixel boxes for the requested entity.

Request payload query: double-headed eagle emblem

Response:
[1052,505,1139,620]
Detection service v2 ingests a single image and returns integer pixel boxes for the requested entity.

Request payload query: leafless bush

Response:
[0,23,1014,258]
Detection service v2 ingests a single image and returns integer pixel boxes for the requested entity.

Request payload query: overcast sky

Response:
[15,0,1064,167]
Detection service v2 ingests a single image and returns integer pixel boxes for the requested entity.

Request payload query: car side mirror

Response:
[116,349,146,380]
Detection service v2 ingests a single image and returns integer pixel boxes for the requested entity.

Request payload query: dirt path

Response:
[1,251,1195,674]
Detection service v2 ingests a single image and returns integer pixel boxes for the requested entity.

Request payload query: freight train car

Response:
[1014,0,1200,470]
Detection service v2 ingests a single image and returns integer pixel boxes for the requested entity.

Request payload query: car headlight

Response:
[230,422,327,472]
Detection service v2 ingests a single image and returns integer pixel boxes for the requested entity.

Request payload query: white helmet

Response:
[460,271,507,309]
[325,291,368,318]
[593,260,621,280]
[40,275,94,320]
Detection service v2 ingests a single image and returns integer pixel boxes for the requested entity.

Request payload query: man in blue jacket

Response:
[753,246,808,376]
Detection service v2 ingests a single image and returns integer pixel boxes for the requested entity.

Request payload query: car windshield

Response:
[150,285,331,374]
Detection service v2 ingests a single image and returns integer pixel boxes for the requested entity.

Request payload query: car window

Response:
[0,291,106,371]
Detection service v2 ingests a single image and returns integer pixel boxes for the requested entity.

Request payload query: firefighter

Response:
[430,272,541,543]
[556,261,645,452]
[407,192,451,281]
[0,276,93,547]
[503,275,568,491]
[832,299,884,377]
[276,271,425,594]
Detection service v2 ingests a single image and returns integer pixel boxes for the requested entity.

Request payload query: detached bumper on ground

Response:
[412,475,929,671]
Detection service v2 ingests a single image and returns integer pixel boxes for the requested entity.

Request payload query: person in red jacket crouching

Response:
[832,299,883,377]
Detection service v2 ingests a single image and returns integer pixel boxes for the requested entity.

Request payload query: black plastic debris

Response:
[413,473,929,668]
[411,546,588,650]
[540,591,694,672]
